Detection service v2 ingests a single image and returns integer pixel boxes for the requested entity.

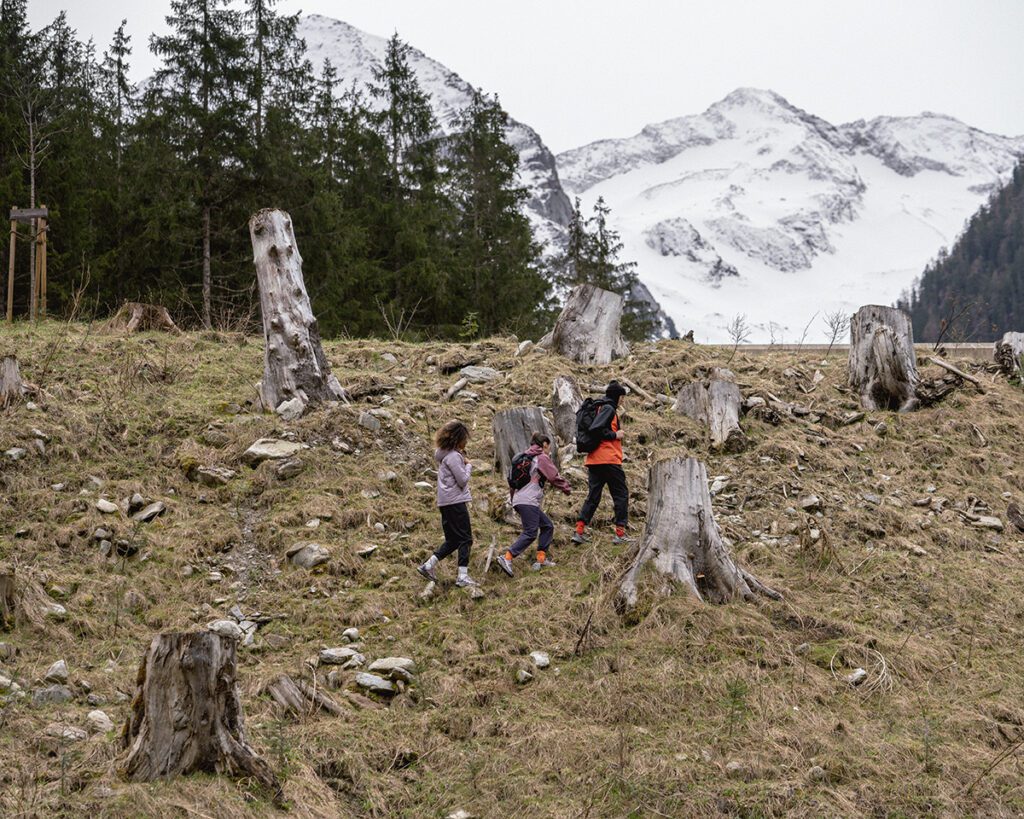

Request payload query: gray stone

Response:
[419,581,436,600]
[31,439,45,455]
[358,412,381,432]
[331,438,352,454]
[4,447,27,461]
[43,722,87,742]
[861,493,882,506]
[207,619,243,639]
[514,340,533,357]
[193,466,236,487]
[275,397,306,421]
[342,627,360,643]
[516,668,533,684]
[43,601,67,619]
[381,352,398,364]
[132,501,166,523]
[529,651,550,669]
[378,470,399,483]
[0,642,17,660]
[128,493,146,514]
[799,495,822,513]
[808,765,828,782]
[368,657,415,675]
[725,760,752,780]
[95,499,119,514]
[86,710,114,734]
[319,647,360,664]
[459,365,500,382]
[846,668,868,686]
[874,422,888,437]
[275,458,305,479]
[286,542,330,569]
[93,527,112,541]
[972,516,1004,531]
[414,481,433,490]
[241,438,308,466]
[354,672,395,695]
[33,684,74,705]
[44,659,69,684]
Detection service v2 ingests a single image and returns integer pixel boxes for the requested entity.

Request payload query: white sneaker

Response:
[455,575,479,588]
[495,555,514,577]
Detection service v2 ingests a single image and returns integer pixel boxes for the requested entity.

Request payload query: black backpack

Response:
[508,451,543,491]
[575,398,608,454]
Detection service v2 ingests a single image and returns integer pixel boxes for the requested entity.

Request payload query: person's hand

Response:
[615,430,624,440]
[464,459,473,467]
[563,488,571,496]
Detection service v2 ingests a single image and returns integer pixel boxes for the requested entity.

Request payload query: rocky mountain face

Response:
[557,89,1024,342]
[298,15,573,248]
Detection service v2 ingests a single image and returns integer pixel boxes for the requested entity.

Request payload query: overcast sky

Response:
[28,0,1024,153]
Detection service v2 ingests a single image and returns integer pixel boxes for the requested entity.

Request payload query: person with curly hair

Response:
[417,419,479,587]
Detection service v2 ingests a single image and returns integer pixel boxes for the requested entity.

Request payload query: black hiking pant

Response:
[434,502,473,567]
[578,464,629,528]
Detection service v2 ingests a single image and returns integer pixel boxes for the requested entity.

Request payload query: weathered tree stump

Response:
[492,406,559,477]
[538,284,628,365]
[249,208,345,416]
[617,457,780,611]
[994,332,1024,376]
[106,302,181,335]
[122,632,281,802]
[848,305,919,412]
[550,375,583,445]
[674,367,745,452]
[0,355,25,409]
[0,569,16,630]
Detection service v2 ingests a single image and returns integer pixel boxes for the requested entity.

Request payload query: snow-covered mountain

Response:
[557,89,1024,342]
[297,14,572,247]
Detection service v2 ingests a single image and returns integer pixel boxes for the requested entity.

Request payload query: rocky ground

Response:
[2,322,1024,817]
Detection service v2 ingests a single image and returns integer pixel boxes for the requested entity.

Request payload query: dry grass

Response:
[1,322,1024,816]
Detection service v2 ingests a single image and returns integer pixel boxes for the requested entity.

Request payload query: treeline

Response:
[0,0,654,340]
[901,157,1024,342]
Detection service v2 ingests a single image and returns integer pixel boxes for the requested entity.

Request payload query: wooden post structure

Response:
[6,219,14,322]
[7,206,48,321]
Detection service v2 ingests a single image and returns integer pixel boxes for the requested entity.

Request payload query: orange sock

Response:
[504,550,513,562]
[536,550,546,564]
[615,526,625,537]
[575,521,585,535]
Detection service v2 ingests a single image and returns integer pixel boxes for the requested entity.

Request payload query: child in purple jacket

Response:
[496,432,571,577]
[417,420,478,587]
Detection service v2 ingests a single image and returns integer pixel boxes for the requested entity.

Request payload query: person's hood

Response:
[525,444,544,456]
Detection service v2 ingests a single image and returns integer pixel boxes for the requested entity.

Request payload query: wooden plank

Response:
[9,206,48,222]
[6,221,14,322]
[37,217,46,318]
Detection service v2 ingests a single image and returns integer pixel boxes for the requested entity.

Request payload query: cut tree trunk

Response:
[538,284,628,366]
[994,332,1024,376]
[249,208,345,415]
[122,632,281,803]
[674,367,745,452]
[0,355,25,408]
[0,569,16,630]
[106,302,181,335]
[492,406,559,477]
[617,457,780,611]
[848,305,919,412]
[550,375,583,445]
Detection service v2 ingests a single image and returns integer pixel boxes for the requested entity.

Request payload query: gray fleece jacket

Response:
[435,448,472,507]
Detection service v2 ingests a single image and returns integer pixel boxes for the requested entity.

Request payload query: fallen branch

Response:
[927,356,985,393]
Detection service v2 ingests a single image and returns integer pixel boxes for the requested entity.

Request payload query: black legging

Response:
[434,502,473,567]
[578,464,629,527]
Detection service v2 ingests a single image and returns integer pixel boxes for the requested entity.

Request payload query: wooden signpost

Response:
[6,205,48,322]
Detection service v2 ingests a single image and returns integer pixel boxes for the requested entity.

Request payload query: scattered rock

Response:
[342,627,360,642]
[320,647,361,665]
[459,365,501,383]
[709,477,730,496]
[4,447,27,461]
[381,352,398,364]
[43,659,69,684]
[275,397,306,421]
[372,522,386,533]
[861,493,882,506]
[331,437,352,454]
[43,722,87,742]
[378,470,399,483]
[414,481,433,490]
[264,634,289,650]
[907,543,928,556]
[725,760,752,780]
[529,651,550,669]
[43,601,67,620]
[358,412,381,432]
[207,620,243,639]
[275,458,305,479]
[286,542,330,569]
[368,657,415,677]
[86,710,115,734]
[357,544,378,558]
[800,495,822,513]
[808,765,828,783]
[241,438,308,466]
[96,499,119,514]
[418,581,436,601]
[873,422,888,437]
[0,642,17,660]
[354,672,395,695]
[448,811,474,819]
[845,668,867,686]
[132,501,166,523]
[514,340,533,357]
[190,465,236,487]
[516,668,533,684]
[127,493,146,514]
[32,684,74,705]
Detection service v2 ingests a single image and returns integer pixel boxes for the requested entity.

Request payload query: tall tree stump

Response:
[617,458,780,611]
[674,367,745,452]
[0,569,16,630]
[550,375,583,445]
[0,355,25,409]
[995,332,1024,376]
[492,407,559,477]
[538,284,628,366]
[249,209,345,416]
[848,305,919,412]
[122,632,281,802]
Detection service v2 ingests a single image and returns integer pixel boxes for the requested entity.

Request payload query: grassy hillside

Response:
[2,322,1024,817]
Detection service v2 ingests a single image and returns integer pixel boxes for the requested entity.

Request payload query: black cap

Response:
[605,380,628,402]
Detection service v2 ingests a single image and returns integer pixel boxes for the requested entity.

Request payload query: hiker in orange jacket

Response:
[573,380,630,543]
